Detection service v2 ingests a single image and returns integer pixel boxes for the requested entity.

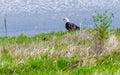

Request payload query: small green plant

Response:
[57,58,68,69]
[115,28,120,38]
[16,34,30,44]
[92,11,113,54]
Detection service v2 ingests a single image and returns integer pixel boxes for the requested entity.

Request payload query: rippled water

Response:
[0,0,120,36]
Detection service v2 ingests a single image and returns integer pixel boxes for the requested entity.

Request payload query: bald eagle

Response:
[63,17,80,31]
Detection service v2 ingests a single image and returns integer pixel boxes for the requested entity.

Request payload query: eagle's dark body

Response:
[65,22,80,31]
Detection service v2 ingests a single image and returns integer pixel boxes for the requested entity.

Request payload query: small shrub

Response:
[92,11,113,54]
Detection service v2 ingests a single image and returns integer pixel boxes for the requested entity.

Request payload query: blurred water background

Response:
[0,0,120,36]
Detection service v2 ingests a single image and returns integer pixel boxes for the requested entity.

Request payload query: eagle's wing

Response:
[66,22,80,31]
[70,23,80,30]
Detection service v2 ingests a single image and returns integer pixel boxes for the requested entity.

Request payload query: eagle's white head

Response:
[63,17,70,22]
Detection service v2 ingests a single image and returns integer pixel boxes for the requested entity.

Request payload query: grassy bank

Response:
[0,28,120,75]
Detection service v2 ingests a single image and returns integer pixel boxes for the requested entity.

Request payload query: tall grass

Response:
[0,29,119,74]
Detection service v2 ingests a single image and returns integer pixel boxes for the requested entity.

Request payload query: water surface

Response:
[0,0,120,36]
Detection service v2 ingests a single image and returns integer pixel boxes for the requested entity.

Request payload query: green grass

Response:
[0,29,120,75]
[114,28,120,39]
[0,51,120,75]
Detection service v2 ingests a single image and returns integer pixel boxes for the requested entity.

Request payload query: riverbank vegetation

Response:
[0,11,120,75]
[0,28,120,75]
